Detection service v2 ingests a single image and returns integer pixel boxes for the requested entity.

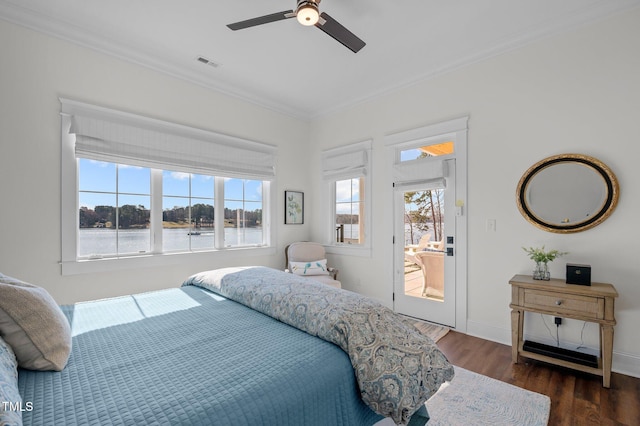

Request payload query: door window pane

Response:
[403,188,445,301]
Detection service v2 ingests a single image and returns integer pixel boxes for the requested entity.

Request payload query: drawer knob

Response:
[556,300,562,306]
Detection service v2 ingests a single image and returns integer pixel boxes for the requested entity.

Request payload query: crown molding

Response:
[311,1,640,119]
[2,1,639,121]
[0,1,310,119]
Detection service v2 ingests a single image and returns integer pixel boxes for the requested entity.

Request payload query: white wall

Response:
[309,9,640,377]
[1,9,639,378]
[0,20,312,304]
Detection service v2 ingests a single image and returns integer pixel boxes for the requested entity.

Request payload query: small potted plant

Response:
[522,246,568,280]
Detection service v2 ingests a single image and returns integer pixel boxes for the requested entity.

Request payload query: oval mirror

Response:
[516,154,619,233]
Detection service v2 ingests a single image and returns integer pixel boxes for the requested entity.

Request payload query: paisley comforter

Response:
[182,266,454,425]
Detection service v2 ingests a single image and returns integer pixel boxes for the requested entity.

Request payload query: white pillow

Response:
[290,259,330,276]
[0,273,72,371]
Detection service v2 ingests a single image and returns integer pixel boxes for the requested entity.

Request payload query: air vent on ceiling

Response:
[196,56,221,68]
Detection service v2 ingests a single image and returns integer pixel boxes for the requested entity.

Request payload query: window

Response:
[78,162,264,258]
[400,141,454,162]
[322,140,372,256]
[335,177,363,244]
[61,98,276,274]
[162,171,215,252]
[78,160,151,257]
[223,178,263,247]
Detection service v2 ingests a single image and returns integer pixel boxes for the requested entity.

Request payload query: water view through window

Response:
[78,159,263,258]
[335,177,362,244]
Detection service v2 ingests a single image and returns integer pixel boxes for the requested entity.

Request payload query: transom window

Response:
[400,141,455,162]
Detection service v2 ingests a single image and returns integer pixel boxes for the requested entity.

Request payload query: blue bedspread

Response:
[183,267,454,425]
[18,286,382,426]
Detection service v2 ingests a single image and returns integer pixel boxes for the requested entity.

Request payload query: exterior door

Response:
[393,160,456,327]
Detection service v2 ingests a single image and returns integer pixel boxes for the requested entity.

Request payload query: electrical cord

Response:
[542,317,590,351]
[541,314,559,346]
[576,321,588,350]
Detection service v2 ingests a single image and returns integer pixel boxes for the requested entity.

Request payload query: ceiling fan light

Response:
[297,4,319,26]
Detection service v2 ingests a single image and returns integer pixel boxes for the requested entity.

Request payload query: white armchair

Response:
[285,242,341,289]
[415,250,444,299]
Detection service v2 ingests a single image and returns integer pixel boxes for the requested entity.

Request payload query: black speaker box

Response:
[523,340,598,368]
[566,263,591,286]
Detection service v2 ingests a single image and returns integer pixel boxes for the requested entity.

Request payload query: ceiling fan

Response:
[227,0,366,53]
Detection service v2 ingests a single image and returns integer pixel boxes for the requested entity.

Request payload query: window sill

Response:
[60,246,276,276]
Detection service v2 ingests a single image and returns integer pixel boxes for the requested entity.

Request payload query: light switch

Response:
[486,219,496,232]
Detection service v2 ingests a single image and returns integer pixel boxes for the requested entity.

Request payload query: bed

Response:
[1,267,454,426]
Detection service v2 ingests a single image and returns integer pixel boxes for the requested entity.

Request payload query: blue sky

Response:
[79,159,262,211]
[335,178,360,215]
[400,148,422,162]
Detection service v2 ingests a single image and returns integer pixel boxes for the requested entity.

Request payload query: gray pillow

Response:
[0,335,23,425]
[0,273,72,371]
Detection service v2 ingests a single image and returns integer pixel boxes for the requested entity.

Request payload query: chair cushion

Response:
[0,273,72,371]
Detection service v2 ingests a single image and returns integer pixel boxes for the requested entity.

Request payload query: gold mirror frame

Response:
[516,154,619,233]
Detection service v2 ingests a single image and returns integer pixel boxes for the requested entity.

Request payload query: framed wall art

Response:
[284,190,304,224]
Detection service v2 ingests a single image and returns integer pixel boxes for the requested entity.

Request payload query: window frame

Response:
[60,105,275,276]
[322,140,372,257]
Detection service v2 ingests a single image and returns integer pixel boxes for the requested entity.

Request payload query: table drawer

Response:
[523,289,603,319]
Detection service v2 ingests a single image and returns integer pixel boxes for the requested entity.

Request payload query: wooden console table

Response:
[509,274,618,387]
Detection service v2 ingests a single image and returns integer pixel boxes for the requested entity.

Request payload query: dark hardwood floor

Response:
[436,331,640,425]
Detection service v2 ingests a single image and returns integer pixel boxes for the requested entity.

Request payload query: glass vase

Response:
[533,262,550,280]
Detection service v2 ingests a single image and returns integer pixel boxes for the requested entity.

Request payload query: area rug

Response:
[410,318,450,343]
[425,366,551,426]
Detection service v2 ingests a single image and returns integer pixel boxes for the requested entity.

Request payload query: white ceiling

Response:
[1,0,639,119]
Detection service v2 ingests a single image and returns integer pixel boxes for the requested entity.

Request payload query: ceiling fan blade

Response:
[227,10,294,31]
[315,12,365,53]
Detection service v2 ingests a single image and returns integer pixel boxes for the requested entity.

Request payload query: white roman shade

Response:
[322,140,371,181]
[61,98,276,180]
[393,158,447,186]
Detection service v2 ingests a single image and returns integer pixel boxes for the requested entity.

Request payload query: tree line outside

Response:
[79,204,262,229]
[336,214,359,225]
[404,189,444,245]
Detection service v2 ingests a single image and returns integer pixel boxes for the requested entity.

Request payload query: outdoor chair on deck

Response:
[285,242,341,288]
[415,250,444,299]
[404,234,444,265]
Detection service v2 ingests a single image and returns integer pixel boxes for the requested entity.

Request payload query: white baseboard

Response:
[465,319,640,379]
